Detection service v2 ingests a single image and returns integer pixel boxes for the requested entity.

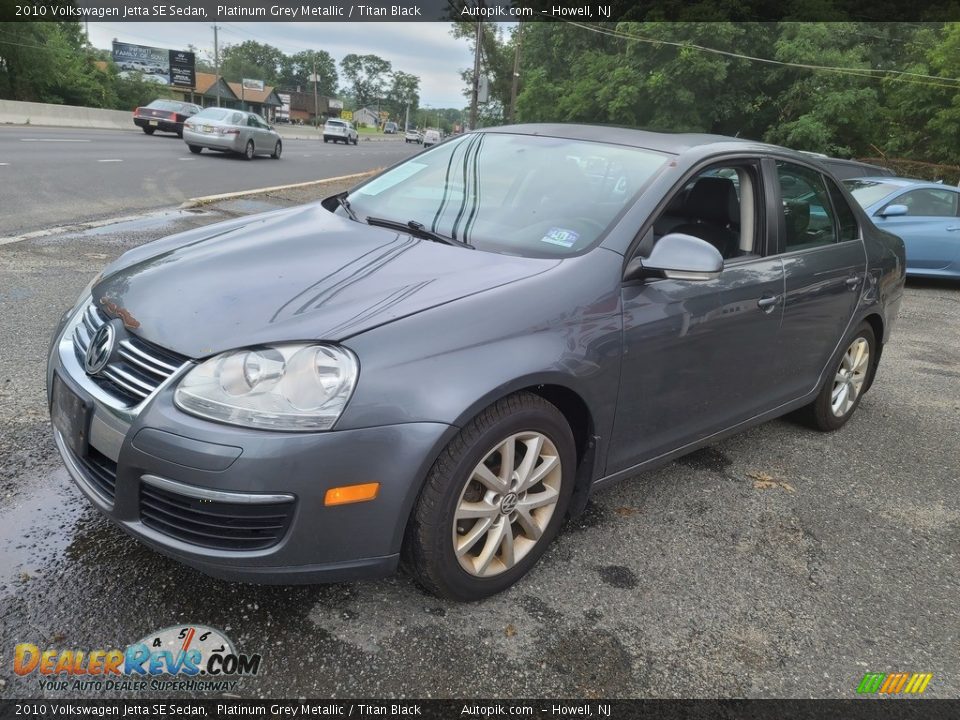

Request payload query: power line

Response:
[564,21,960,91]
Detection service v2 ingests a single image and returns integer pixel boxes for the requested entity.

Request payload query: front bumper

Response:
[47,307,454,583]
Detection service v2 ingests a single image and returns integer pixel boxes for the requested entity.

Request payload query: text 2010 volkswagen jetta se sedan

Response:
[48,125,905,600]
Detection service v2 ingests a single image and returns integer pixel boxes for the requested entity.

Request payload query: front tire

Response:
[403,392,576,601]
[188,145,202,154]
[243,139,254,160]
[800,322,876,431]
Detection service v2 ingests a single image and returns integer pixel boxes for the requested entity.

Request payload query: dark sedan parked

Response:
[47,125,905,600]
[133,99,201,137]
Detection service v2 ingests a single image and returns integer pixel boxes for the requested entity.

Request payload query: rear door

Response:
[771,159,866,400]
[872,187,960,271]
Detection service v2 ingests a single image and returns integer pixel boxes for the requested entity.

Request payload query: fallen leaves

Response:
[747,470,795,493]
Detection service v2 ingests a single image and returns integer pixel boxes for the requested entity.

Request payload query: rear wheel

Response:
[141,126,155,135]
[403,392,575,601]
[243,140,254,160]
[188,145,202,154]
[352,136,358,145]
[799,322,876,431]
[271,141,282,159]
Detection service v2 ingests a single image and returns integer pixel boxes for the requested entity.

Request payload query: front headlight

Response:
[174,343,358,431]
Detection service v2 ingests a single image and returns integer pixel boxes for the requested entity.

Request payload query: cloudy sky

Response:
[88,22,474,107]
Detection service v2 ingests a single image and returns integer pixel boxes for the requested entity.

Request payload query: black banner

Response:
[0,700,958,719]
[4,0,959,22]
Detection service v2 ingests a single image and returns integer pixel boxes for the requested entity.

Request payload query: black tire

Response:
[352,137,358,145]
[403,392,576,601]
[271,141,282,159]
[323,138,329,143]
[243,140,254,160]
[188,145,202,154]
[141,126,155,135]
[797,321,876,431]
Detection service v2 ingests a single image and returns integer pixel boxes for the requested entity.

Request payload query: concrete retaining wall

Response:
[0,100,133,131]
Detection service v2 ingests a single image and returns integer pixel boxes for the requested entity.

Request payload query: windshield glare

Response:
[344,133,668,256]
[842,180,900,208]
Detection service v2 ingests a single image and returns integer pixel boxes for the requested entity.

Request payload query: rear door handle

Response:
[757,295,778,313]
[846,276,861,290]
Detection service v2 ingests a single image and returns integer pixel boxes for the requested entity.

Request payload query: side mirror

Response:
[878,204,907,218]
[625,233,724,282]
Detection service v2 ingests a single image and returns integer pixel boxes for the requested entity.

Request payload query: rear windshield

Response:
[146,100,185,112]
[194,108,233,121]
[842,180,902,208]
[326,120,346,127]
[343,132,669,258]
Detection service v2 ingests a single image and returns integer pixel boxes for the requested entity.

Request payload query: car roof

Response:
[845,176,934,187]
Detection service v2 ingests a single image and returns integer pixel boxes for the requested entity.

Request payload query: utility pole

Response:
[313,53,319,131]
[469,18,483,130]
[509,21,523,124]
[212,25,221,107]
[404,103,409,132]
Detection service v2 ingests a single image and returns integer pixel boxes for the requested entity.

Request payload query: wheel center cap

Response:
[499,492,519,515]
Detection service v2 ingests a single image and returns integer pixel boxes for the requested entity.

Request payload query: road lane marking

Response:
[97,159,123,163]
[20,138,91,142]
[0,163,8,166]
[178,157,194,161]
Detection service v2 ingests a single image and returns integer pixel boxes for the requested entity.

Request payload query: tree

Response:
[278,50,337,95]
[386,70,420,120]
[340,53,392,109]
[219,40,284,85]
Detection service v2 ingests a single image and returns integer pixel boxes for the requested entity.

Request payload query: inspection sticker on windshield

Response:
[357,162,427,196]
[540,228,579,248]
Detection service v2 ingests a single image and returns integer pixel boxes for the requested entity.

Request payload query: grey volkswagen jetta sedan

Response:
[47,125,905,601]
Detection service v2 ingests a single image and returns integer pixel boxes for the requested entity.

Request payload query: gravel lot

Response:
[0,183,957,699]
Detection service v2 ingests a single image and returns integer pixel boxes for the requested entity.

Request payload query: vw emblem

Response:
[500,492,519,515]
[84,323,115,375]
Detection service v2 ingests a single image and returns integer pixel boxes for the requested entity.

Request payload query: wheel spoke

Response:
[456,500,498,520]
[514,434,544,490]
[499,524,515,569]
[472,462,508,494]
[517,485,559,511]
[456,517,492,557]
[514,508,543,541]
[498,436,516,487]
[474,520,506,575]
[518,454,559,493]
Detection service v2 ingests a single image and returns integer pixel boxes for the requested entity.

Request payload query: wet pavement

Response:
[0,186,958,699]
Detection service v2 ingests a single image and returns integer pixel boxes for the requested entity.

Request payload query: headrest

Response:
[683,176,739,225]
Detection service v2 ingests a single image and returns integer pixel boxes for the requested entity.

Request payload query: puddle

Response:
[78,208,216,237]
[0,466,90,592]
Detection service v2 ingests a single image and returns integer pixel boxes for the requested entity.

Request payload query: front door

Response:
[872,186,960,272]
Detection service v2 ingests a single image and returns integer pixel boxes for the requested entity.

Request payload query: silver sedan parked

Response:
[183,108,282,160]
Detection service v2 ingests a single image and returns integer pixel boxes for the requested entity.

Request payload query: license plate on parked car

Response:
[149,120,159,126]
[51,375,89,457]
[203,125,213,133]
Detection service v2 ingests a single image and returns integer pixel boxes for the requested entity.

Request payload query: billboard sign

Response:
[112,41,195,89]
[242,79,265,92]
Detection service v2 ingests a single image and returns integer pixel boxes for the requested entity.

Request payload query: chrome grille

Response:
[72,302,188,405]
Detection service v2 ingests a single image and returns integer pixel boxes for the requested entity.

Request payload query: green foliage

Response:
[278,50,337,96]
[340,53,392,109]
[219,40,284,85]
[478,20,960,166]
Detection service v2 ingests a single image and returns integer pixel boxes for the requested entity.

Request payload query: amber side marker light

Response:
[324,482,380,506]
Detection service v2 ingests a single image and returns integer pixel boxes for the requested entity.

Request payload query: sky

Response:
[87,22,474,107]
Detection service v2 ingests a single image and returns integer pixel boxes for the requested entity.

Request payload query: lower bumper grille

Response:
[70,445,118,502]
[139,484,294,551]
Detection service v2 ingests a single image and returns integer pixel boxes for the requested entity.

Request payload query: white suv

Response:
[323,119,358,145]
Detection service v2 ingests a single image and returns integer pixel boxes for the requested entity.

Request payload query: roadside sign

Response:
[342,110,353,121]
[242,78,265,92]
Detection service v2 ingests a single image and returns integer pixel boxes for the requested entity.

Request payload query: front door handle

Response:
[947,225,960,231]
[757,295,778,313]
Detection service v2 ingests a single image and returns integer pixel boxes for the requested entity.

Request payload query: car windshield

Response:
[146,100,184,112]
[194,108,233,121]
[842,180,902,207]
[342,132,669,257]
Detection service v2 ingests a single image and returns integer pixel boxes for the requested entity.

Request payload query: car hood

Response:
[92,203,559,358]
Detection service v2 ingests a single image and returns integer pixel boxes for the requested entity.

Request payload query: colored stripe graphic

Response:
[859,672,932,694]
[857,673,886,694]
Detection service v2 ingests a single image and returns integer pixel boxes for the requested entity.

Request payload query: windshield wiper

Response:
[333,192,359,222]
[365,216,474,249]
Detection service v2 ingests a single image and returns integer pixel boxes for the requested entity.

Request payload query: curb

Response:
[179,170,380,208]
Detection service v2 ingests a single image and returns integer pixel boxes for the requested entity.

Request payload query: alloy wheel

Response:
[452,431,562,578]
[831,337,870,417]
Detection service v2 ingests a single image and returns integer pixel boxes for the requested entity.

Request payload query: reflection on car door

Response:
[873,187,960,270]
[608,161,786,473]
[772,159,865,400]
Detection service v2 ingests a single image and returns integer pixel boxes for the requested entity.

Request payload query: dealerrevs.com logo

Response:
[14,624,262,693]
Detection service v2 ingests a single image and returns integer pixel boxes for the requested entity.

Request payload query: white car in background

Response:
[422,129,441,147]
[405,129,422,144]
[323,119,358,145]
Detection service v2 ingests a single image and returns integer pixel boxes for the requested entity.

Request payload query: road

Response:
[0,125,419,237]
[0,180,957,699]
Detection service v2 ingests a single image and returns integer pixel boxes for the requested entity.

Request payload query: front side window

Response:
[342,133,669,257]
[776,161,837,250]
[887,188,960,217]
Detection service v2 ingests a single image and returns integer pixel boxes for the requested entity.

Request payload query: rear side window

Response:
[776,161,837,251]
[826,178,859,241]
